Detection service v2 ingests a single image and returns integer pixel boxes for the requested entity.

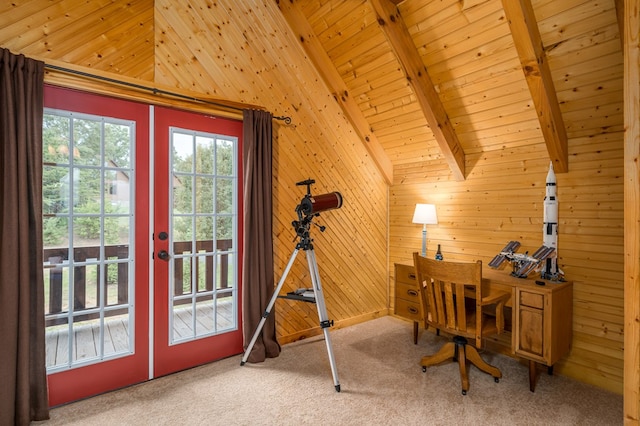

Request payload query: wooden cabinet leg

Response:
[413,321,418,344]
[529,360,538,392]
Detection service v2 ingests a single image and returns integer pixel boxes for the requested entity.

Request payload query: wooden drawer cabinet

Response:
[512,280,573,391]
[394,263,422,343]
[513,282,572,364]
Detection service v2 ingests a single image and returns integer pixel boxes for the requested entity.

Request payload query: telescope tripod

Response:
[240,235,341,392]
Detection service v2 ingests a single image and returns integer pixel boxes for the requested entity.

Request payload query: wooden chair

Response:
[413,252,510,395]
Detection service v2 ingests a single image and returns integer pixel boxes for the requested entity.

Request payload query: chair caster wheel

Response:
[422,366,427,373]
[462,390,467,395]
[494,377,499,383]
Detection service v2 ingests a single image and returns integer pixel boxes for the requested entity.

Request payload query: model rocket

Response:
[541,161,561,280]
[489,162,563,279]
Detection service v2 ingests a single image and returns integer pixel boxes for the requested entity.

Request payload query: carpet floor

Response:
[37,316,622,425]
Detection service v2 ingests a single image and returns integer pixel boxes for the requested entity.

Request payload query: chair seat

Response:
[434,301,506,341]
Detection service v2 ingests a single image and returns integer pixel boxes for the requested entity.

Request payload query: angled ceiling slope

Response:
[277,0,574,181]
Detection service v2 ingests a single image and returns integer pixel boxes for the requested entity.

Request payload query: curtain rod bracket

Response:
[274,115,292,125]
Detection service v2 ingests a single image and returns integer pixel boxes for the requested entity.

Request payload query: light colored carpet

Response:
[37,316,622,425]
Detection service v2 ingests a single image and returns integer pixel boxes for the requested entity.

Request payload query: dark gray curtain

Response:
[0,48,49,424]
[241,109,281,362]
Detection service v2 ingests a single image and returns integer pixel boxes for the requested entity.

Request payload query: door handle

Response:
[157,250,170,261]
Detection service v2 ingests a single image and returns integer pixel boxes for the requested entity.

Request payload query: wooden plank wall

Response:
[297,0,626,397]
[623,0,640,421]
[387,0,625,394]
[0,0,389,344]
[154,0,390,340]
[305,0,629,395]
[391,139,624,395]
[0,0,156,80]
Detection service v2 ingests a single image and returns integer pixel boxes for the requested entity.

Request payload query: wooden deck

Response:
[45,299,235,369]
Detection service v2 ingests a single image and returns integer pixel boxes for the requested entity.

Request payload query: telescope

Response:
[293,179,343,240]
[295,179,343,217]
[242,178,344,391]
[299,192,343,216]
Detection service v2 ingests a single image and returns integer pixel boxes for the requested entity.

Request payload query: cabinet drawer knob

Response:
[408,273,416,280]
[407,289,418,297]
[408,307,418,314]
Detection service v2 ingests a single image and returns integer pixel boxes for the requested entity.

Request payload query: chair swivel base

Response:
[420,336,501,395]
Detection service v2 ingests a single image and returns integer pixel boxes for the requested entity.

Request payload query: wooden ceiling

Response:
[278,0,623,184]
[0,0,624,185]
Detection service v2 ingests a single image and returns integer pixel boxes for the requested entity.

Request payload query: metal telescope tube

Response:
[299,192,343,216]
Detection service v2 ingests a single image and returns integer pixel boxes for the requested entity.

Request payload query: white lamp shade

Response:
[412,203,438,225]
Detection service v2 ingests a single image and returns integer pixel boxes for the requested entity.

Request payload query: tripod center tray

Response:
[279,288,316,303]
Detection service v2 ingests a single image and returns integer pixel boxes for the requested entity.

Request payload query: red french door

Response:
[43,86,150,406]
[43,88,244,406]
[152,106,243,377]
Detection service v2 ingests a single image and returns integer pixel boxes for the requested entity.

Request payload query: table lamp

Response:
[412,203,438,257]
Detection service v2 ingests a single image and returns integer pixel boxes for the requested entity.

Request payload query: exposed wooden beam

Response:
[623,0,640,421]
[275,0,394,185]
[369,0,466,181]
[502,0,568,173]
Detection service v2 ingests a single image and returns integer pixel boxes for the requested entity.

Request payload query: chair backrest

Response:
[413,252,483,347]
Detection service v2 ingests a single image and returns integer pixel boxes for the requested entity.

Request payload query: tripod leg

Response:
[240,248,299,365]
[307,249,341,392]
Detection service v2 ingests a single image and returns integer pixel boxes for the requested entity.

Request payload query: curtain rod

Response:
[44,63,292,124]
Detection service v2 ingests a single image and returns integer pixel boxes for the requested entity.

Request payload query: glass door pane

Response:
[43,110,135,371]
[169,129,238,344]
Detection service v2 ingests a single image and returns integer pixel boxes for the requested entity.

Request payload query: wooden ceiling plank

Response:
[314,2,371,47]
[275,0,394,185]
[544,24,620,60]
[413,10,509,61]
[438,66,524,101]
[537,4,617,47]
[502,0,569,172]
[369,0,466,181]
[329,26,387,68]
[428,36,519,85]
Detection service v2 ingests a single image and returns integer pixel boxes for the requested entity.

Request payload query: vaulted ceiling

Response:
[275,0,623,184]
[1,0,624,185]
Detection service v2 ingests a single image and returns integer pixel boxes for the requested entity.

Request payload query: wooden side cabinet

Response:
[512,280,573,391]
[394,263,422,344]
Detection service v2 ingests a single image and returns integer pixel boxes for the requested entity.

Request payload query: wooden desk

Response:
[394,263,573,392]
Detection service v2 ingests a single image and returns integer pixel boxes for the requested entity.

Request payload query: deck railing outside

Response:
[43,239,233,326]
